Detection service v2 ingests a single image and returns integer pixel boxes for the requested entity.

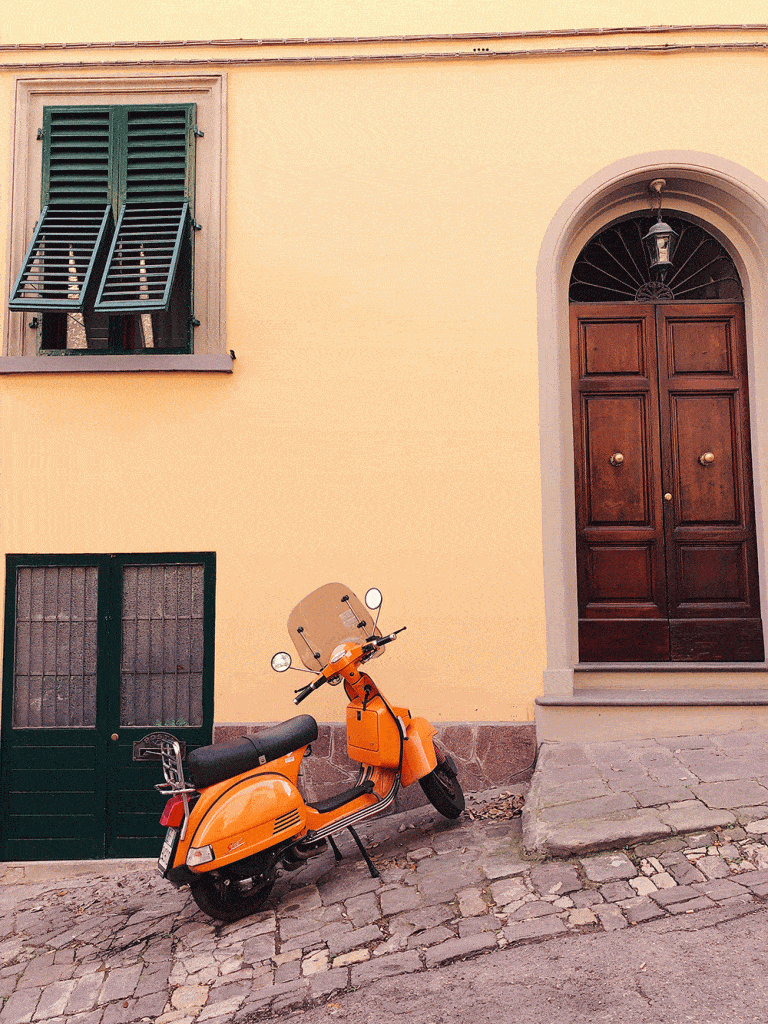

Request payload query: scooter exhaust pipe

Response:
[281,837,327,871]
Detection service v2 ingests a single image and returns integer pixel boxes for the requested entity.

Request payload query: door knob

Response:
[699,452,715,465]
[111,733,119,742]
[664,493,672,501]
[610,452,624,466]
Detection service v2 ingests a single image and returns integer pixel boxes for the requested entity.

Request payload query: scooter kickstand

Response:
[348,826,380,879]
[328,834,344,862]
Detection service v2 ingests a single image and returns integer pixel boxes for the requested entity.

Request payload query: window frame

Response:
[3,76,229,373]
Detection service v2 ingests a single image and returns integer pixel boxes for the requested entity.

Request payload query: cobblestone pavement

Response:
[524,730,768,856]
[7,782,768,1024]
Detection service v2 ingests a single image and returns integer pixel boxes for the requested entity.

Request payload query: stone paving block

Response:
[503,916,568,943]
[380,886,423,917]
[581,852,637,882]
[33,979,76,1021]
[457,887,487,916]
[308,967,349,999]
[407,925,453,948]
[458,914,501,937]
[567,908,597,927]
[506,900,560,921]
[662,803,738,832]
[538,778,611,806]
[242,933,277,963]
[594,905,627,931]
[489,877,529,906]
[529,862,582,895]
[350,951,422,986]
[694,855,731,880]
[0,987,40,1024]
[480,850,529,880]
[65,972,105,1015]
[424,932,497,967]
[327,924,383,956]
[666,896,716,914]
[621,898,666,924]
[691,878,750,900]
[695,780,768,808]
[599,881,635,902]
[132,990,170,1019]
[540,793,637,825]
[660,854,706,885]
[98,965,142,1005]
[344,892,380,928]
[602,773,653,794]
[539,743,592,768]
[650,883,701,906]
[571,890,605,908]
[634,785,692,807]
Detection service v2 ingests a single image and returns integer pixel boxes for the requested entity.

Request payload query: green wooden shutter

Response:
[94,106,195,314]
[9,107,113,312]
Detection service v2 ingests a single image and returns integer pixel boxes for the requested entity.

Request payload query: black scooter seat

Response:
[187,715,319,789]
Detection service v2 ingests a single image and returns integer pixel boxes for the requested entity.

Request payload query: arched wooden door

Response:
[569,218,764,662]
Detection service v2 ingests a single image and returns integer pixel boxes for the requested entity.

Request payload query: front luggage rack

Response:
[154,738,197,840]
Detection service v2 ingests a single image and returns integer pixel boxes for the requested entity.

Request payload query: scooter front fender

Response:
[184,772,307,873]
[400,717,438,787]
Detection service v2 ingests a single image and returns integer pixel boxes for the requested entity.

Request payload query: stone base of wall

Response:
[212,721,536,814]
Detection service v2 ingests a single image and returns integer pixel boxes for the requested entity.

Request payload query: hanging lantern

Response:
[642,178,679,276]
[642,218,679,273]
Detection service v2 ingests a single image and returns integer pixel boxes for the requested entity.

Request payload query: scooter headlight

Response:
[186,845,215,867]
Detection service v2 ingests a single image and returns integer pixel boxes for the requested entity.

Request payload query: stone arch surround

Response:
[537,152,768,696]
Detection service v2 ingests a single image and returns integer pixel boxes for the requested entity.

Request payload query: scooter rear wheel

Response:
[189,872,274,922]
[419,757,465,819]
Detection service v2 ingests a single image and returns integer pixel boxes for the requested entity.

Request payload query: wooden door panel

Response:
[658,305,762,654]
[584,395,651,524]
[572,305,668,659]
[676,543,747,606]
[667,316,734,375]
[585,543,659,608]
[579,620,670,663]
[581,318,647,376]
[670,393,739,524]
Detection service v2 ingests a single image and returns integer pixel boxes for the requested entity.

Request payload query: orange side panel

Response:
[400,717,437,787]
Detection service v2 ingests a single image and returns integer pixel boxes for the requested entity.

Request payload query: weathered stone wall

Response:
[213,722,536,813]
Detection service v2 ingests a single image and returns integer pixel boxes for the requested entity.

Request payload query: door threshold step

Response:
[576,663,768,672]
[538,687,768,707]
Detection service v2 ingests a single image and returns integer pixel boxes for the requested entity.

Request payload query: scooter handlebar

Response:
[293,676,326,705]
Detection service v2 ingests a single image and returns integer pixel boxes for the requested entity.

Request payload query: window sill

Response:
[0,354,234,373]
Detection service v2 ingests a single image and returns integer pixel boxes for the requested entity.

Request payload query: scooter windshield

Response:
[287,583,382,671]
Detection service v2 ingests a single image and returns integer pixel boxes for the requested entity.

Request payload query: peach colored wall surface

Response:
[2,4,768,725]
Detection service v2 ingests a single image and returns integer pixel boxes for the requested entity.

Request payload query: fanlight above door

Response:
[569,216,743,303]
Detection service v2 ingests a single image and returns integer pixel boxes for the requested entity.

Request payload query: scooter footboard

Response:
[400,717,438,787]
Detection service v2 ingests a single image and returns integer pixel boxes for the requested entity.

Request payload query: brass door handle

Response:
[111,733,119,741]
[610,452,624,466]
[699,452,715,465]
[664,493,672,501]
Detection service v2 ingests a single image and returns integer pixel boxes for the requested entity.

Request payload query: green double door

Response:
[0,553,215,861]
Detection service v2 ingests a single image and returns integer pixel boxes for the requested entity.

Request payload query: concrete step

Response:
[536,687,768,742]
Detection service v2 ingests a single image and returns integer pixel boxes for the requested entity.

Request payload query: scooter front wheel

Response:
[189,872,274,923]
[419,757,465,819]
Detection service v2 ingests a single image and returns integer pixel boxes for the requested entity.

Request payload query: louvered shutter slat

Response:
[94,202,188,312]
[9,205,113,311]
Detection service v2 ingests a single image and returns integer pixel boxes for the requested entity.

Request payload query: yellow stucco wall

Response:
[2,4,768,727]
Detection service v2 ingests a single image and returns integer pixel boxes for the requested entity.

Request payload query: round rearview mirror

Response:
[271,651,292,673]
[365,588,382,611]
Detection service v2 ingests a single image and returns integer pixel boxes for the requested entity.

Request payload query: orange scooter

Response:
[155,583,464,921]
